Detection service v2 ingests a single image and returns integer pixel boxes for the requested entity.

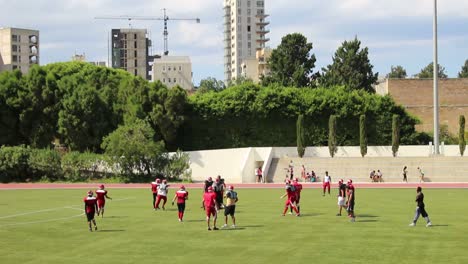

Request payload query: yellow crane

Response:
[95,9,200,55]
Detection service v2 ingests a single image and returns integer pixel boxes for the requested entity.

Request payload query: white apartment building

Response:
[223,0,269,84]
[152,56,193,91]
[0,27,39,74]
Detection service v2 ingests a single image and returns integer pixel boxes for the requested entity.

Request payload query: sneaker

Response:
[231,224,236,228]
[208,227,211,231]
[162,206,165,210]
[336,213,341,216]
[426,222,432,227]
[222,224,228,228]
[213,227,219,230]
[89,228,92,232]
[178,218,182,222]
[409,223,416,227]
[288,212,293,215]
[281,214,285,216]
[296,214,300,217]
[95,226,98,231]
[350,217,355,222]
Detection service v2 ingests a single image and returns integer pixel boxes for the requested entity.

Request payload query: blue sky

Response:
[1,0,467,85]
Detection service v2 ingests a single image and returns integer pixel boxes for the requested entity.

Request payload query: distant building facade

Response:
[223,0,270,84]
[111,28,152,80]
[71,53,106,67]
[376,78,468,135]
[152,56,193,91]
[240,47,271,83]
[0,27,39,74]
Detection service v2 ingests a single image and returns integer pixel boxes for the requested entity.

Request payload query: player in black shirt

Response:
[409,186,432,227]
[336,179,347,216]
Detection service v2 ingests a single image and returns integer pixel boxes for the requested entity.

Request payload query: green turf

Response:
[0,188,467,264]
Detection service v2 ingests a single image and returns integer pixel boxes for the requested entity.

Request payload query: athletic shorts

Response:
[338,196,345,206]
[224,205,236,216]
[347,200,355,212]
[323,182,330,188]
[205,206,216,217]
[177,203,186,212]
[215,193,223,205]
[97,199,105,208]
[285,198,297,207]
[296,195,301,204]
[86,211,95,221]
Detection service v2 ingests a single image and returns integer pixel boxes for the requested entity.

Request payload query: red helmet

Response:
[215,178,220,182]
[229,185,234,190]
[156,179,161,183]
[294,178,299,182]
[207,186,213,191]
[163,180,167,184]
[180,185,185,190]
[99,184,104,189]
[339,179,344,184]
[87,190,93,196]
[347,179,353,184]
[208,177,212,181]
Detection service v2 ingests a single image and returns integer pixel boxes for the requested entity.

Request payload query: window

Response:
[179,66,182,71]
[257,9,264,15]
[12,35,18,42]
[12,65,18,70]
[257,1,264,7]
[135,59,137,67]
[247,25,251,32]
[168,78,171,83]
[163,66,166,71]
[168,66,171,71]
[248,34,251,40]
[12,45,18,52]
[248,42,251,48]
[247,9,251,15]
[134,41,137,48]
[247,0,251,6]
[163,78,165,83]
[247,17,251,23]
[134,50,137,57]
[134,33,137,39]
[134,69,138,75]
[12,55,18,62]
[237,8,241,15]
[173,78,176,83]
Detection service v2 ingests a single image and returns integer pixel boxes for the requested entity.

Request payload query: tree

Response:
[392,115,400,157]
[458,60,468,78]
[262,33,316,87]
[460,115,466,156]
[328,115,337,157]
[197,77,225,93]
[417,62,448,78]
[101,119,166,181]
[296,114,305,158]
[359,114,367,157]
[319,37,378,93]
[387,65,407,79]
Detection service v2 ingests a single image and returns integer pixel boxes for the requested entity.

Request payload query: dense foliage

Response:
[417,62,448,79]
[459,60,468,78]
[387,65,407,79]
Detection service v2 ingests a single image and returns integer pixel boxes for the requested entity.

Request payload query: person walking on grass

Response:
[172,185,188,222]
[95,184,112,218]
[203,186,218,230]
[403,166,408,183]
[323,171,332,196]
[151,178,161,209]
[346,179,356,222]
[336,179,347,216]
[83,190,98,231]
[409,186,432,227]
[223,185,238,229]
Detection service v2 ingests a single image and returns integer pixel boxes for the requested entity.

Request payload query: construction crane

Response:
[95,9,200,55]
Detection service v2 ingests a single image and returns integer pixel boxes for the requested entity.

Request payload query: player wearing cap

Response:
[409,186,432,227]
[203,186,218,230]
[83,190,98,231]
[346,179,356,222]
[292,178,303,213]
[280,180,300,216]
[172,185,189,222]
[151,178,161,210]
[336,179,347,216]
[204,177,213,193]
[95,184,112,218]
[322,171,332,196]
[155,180,169,210]
[222,185,238,228]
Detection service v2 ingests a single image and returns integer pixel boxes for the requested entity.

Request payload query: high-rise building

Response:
[152,56,193,91]
[0,27,39,74]
[223,0,269,84]
[111,28,153,80]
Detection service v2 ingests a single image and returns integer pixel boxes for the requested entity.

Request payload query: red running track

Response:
[1,182,468,190]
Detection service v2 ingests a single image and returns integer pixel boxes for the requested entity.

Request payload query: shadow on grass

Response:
[431,224,449,227]
[98,229,125,232]
[186,219,204,223]
[357,219,378,223]
[219,227,246,231]
[298,213,322,217]
[106,216,128,219]
[358,214,379,218]
[241,225,264,228]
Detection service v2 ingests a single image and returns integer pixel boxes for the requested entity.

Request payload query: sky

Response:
[1,0,468,85]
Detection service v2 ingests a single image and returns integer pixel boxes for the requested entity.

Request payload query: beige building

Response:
[152,56,193,91]
[223,0,270,84]
[376,78,468,135]
[240,47,271,83]
[0,27,39,74]
[111,28,152,80]
[71,53,106,67]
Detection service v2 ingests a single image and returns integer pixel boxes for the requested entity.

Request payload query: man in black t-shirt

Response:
[213,176,225,210]
[346,179,356,222]
[409,186,432,227]
[336,179,347,216]
[204,177,213,193]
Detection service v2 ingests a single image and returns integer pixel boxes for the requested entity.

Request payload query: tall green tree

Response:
[262,33,316,87]
[360,114,367,157]
[319,37,378,93]
[458,60,468,78]
[296,114,305,158]
[417,62,448,78]
[387,65,407,79]
[328,115,337,157]
[197,77,226,93]
[460,115,466,156]
[0,70,23,146]
[392,115,400,157]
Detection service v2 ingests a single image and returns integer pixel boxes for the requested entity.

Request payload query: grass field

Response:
[0,187,467,264]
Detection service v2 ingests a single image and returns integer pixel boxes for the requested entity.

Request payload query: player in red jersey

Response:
[151,178,161,210]
[202,186,218,230]
[83,190,98,231]
[95,184,112,218]
[292,178,303,213]
[172,185,189,222]
[280,180,300,216]
[155,180,169,210]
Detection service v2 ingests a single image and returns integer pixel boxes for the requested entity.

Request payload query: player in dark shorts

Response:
[213,176,225,210]
[223,185,238,228]
[336,179,347,216]
[403,166,408,183]
[409,186,432,227]
[83,190,98,231]
[346,179,356,222]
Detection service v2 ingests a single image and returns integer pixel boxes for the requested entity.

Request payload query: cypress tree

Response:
[392,115,400,157]
[296,114,306,158]
[328,115,337,157]
[360,114,367,157]
[459,115,466,156]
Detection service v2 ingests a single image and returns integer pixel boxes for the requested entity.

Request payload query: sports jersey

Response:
[213,182,224,193]
[151,182,159,193]
[339,183,347,198]
[416,192,425,207]
[286,186,296,200]
[83,196,97,213]
[292,182,303,196]
[225,190,238,206]
[347,184,355,202]
[204,180,213,192]
[157,183,168,196]
[203,192,217,208]
[176,190,189,204]
[95,189,107,200]
[324,175,331,183]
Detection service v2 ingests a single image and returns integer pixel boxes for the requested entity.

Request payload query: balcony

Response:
[256,38,270,43]
[256,29,270,34]
[255,14,269,18]
[256,20,270,26]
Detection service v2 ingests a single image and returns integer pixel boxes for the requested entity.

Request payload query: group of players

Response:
[83,184,112,231]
